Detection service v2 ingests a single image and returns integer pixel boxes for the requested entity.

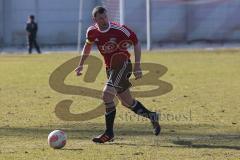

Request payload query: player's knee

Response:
[102,93,116,113]
[102,91,114,103]
[102,92,109,102]
[102,85,116,102]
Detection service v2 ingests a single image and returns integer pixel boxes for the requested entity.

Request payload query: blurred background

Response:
[1,0,240,50]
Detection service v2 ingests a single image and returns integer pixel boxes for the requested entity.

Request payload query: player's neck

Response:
[97,22,110,32]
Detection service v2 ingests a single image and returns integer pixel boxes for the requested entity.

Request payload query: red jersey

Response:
[86,21,138,68]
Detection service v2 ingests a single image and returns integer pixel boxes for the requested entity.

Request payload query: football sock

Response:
[105,102,116,136]
[130,100,157,122]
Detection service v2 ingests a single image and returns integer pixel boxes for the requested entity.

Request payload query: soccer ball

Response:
[48,130,67,149]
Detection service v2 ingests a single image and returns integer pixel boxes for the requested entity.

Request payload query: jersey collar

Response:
[97,22,111,33]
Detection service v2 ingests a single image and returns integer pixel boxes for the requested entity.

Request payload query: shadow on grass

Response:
[171,140,240,150]
[62,148,84,151]
[0,123,239,150]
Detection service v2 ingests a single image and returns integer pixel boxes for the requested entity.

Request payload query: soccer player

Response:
[75,6,160,143]
[25,15,41,54]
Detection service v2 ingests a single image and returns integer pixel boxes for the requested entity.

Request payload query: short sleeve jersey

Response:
[86,21,138,68]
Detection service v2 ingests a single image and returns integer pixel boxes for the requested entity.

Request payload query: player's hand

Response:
[74,65,83,76]
[133,63,142,80]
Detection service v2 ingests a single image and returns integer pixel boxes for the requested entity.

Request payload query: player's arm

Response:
[133,42,143,80]
[75,42,93,76]
[75,26,95,76]
[123,25,143,80]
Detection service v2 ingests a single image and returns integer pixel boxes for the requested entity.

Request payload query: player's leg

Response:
[92,84,116,143]
[117,89,161,136]
[112,59,157,122]
[113,58,160,135]
[117,89,157,121]
[93,60,130,143]
[28,38,33,54]
[102,85,116,136]
[33,39,41,54]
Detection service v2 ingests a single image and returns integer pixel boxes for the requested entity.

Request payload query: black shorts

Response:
[106,60,132,94]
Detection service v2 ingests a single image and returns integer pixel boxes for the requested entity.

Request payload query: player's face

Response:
[28,17,32,22]
[94,12,109,29]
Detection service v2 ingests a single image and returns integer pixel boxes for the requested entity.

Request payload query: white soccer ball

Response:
[48,130,67,149]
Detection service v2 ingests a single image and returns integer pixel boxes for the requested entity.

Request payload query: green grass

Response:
[0,49,240,160]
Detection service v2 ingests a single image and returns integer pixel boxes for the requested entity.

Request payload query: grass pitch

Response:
[0,49,240,160]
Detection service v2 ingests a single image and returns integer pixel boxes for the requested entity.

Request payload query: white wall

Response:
[187,0,240,41]
[124,0,240,43]
[2,0,240,46]
[150,1,187,42]
[0,0,4,46]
